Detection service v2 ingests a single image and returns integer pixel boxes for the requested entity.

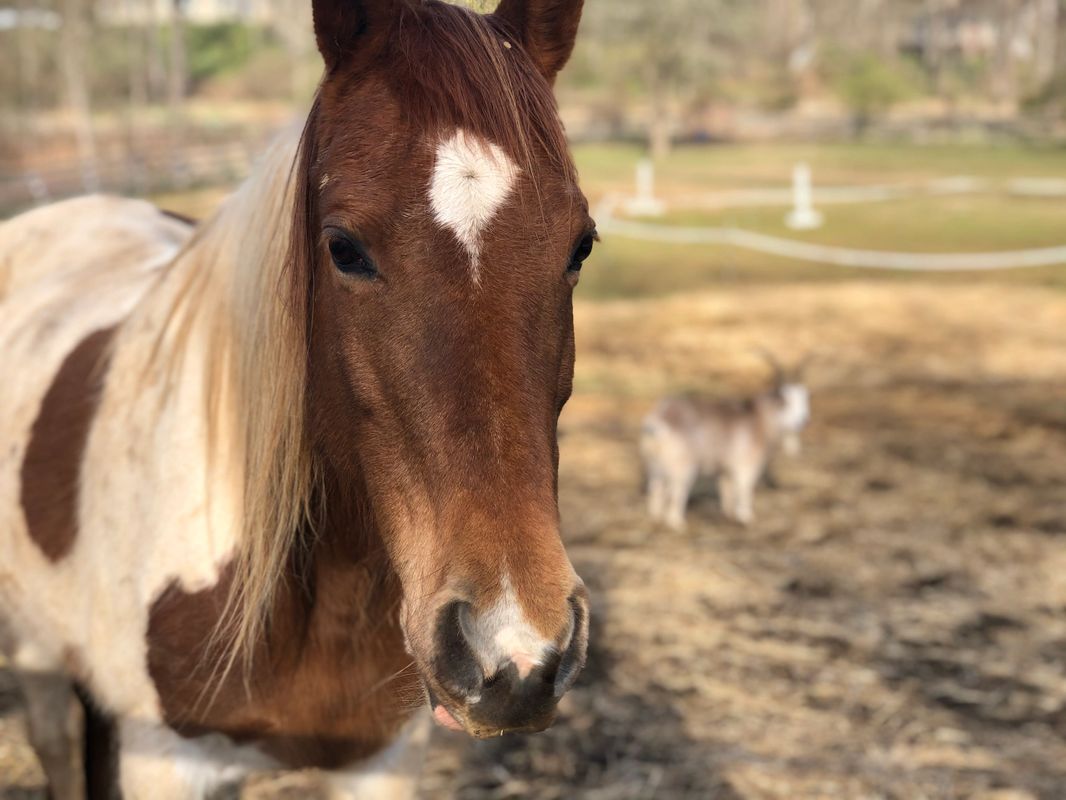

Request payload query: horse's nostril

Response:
[431,600,481,697]
[553,593,589,697]
[428,587,589,735]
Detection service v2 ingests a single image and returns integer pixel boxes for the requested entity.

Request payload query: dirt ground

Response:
[3,281,1066,799]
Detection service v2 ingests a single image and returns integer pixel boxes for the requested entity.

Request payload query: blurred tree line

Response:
[1,0,1065,175]
[570,0,1066,152]
[0,0,314,181]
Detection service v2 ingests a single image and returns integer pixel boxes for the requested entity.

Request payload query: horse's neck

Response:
[295,462,401,636]
[148,491,414,765]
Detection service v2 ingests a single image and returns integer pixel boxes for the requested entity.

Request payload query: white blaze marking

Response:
[429,130,519,282]
[463,575,556,681]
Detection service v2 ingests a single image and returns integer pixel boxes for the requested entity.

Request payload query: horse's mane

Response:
[164,0,577,679]
[147,128,311,683]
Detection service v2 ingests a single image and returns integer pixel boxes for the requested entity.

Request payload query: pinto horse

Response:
[0,0,594,796]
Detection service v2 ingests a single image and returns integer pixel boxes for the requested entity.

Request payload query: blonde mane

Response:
[155,126,316,678]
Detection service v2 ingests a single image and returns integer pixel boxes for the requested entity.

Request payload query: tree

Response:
[581,0,752,159]
[269,0,315,102]
[58,0,98,190]
[830,51,920,134]
[168,0,188,112]
[1034,0,1060,86]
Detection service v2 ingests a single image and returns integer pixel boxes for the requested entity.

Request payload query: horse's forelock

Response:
[322,1,576,187]
[397,2,575,184]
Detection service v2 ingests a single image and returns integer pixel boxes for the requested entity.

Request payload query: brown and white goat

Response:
[641,363,810,529]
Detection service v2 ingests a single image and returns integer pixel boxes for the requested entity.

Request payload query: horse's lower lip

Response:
[432,702,465,732]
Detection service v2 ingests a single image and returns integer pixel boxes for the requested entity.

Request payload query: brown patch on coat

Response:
[147,468,419,770]
[20,327,115,562]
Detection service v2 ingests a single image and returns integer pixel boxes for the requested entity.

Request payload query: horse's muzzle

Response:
[424,591,589,737]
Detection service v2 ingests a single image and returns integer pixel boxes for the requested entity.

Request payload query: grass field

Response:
[575,142,1066,192]
[568,143,1066,298]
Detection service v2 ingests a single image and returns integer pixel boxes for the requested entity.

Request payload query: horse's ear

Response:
[312,0,399,72]
[492,0,585,84]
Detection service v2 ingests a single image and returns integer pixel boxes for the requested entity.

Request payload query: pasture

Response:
[3,141,1066,798]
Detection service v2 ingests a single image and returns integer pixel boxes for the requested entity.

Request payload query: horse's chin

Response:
[432,702,466,732]
[424,682,558,739]
[424,683,475,736]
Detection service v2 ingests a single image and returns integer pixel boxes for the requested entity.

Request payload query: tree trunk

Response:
[648,68,673,161]
[273,0,314,102]
[59,0,99,192]
[146,0,167,103]
[126,0,148,111]
[1034,0,1060,86]
[649,113,673,162]
[124,0,149,194]
[15,0,42,113]
[167,0,187,113]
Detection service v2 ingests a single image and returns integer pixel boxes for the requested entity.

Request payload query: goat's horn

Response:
[754,346,785,384]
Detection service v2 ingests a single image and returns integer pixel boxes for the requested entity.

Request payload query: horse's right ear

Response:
[493,0,585,84]
[312,0,399,72]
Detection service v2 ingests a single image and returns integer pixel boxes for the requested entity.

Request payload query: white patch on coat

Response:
[428,130,519,282]
[323,710,431,800]
[779,384,810,433]
[462,576,557,680]
[118,719,275,799]
[0,194,234,722]
[0,133,431,794]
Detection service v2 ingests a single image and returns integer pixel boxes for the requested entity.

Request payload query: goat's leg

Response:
[665,467,696,531]
[18,670,86,800]
[647,470,669,522]
[718,473,736,521]
[732,466,759,526]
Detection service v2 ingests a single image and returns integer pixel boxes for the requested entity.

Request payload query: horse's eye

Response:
[328,234,376,277]
[568,233,595,273]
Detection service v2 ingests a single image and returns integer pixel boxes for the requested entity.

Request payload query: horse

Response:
[0,195,192,302]
[0,0,594,796]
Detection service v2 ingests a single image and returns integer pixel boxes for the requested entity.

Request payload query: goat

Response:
[641,356,810,529]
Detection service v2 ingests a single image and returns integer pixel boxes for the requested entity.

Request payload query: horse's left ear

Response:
[492,0,585,84]
[312,0,399,72]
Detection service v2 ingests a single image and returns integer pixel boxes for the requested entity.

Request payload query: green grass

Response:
[577,235,1066,300]
[573,141,1066,190]
[663,195,1066,252]
[571,142,1066,298]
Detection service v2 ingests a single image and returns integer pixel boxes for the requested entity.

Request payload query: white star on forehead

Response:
[429,129,519,283]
